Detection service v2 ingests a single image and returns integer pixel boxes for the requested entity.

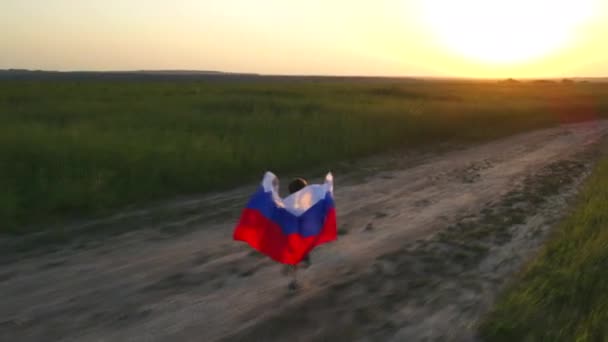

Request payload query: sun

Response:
[418,0,597,64]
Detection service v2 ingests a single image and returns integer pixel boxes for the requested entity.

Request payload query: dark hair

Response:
[288,178,308,194]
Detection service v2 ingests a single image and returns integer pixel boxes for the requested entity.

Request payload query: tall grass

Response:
[479,156,608,341]
[1,79,607,232]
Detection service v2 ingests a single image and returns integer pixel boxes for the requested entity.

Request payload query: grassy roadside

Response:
[2,79,607,232]
[479,155,608,341]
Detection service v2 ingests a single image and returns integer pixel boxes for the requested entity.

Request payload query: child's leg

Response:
[288,265,299,291]
[302,254,311,268]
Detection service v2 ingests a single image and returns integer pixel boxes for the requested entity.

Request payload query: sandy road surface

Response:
[1,121,607,342]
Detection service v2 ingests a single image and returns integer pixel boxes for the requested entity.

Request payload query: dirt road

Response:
[1,121,607,342]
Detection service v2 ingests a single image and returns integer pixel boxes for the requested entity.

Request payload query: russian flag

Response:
[233,172,337,265]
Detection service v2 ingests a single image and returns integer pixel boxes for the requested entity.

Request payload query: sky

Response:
[1,0,607,78]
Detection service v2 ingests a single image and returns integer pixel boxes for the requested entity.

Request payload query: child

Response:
[286,177,312,290]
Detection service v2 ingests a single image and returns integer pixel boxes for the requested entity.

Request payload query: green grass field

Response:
[2,78,607,232]
[479,155,608,341]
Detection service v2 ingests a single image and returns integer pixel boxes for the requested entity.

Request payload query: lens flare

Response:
[418,0,598,64]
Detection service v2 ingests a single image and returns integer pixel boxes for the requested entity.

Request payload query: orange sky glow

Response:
[1,0,607,78]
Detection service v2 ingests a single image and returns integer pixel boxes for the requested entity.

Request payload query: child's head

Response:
[288,178,308,194]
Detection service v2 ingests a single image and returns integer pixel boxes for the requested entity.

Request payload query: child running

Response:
[286,177,312,290]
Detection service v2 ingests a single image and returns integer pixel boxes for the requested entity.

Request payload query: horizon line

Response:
[1,68,607,80]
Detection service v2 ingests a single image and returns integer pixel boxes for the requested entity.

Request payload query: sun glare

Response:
[418,0,597,64]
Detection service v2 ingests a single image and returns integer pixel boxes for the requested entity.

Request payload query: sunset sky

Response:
[2,0,607,78]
